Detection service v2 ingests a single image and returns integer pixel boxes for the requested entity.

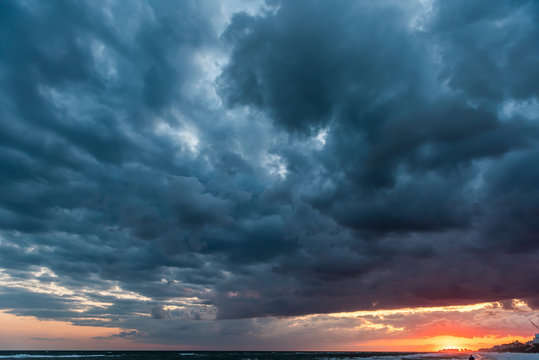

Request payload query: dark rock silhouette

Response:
[479,340,538,353]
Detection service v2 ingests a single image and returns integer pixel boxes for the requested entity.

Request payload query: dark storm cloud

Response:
[0,0,539,344]
[216,0,539,316]
[431,0,539,101]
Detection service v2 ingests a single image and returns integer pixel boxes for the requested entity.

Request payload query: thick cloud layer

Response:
[0,0,538,345]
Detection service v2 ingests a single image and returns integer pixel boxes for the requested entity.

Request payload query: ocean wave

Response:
[178,354,204,357]
[0,355,115,359]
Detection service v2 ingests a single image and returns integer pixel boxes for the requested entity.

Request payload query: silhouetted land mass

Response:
[479,341,538,353]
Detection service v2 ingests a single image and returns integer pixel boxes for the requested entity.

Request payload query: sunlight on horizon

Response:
[1,300,536,351]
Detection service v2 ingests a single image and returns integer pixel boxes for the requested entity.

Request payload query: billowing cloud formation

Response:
[0,0,538,347]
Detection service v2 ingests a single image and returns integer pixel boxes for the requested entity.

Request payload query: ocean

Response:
[0,352,537,360]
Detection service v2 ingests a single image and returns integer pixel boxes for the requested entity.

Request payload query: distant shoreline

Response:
[479,340,538,353]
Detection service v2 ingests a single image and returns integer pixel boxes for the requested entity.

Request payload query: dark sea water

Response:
[0,352,534,360]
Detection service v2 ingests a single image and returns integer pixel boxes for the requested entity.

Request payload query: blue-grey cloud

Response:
[0,0,538,346]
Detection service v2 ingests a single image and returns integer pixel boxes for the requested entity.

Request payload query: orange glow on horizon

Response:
[0,311,134,350]
[352,334,533,352]
[306,299,537,352]
[0,299,536,351]
[0,311,207,351]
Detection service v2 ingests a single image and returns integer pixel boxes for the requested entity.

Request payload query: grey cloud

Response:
[214,0,539,316]
[30,337,68,341]
[431,0,539,101]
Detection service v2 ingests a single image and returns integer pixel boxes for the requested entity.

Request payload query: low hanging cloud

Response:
[0,0,538,346]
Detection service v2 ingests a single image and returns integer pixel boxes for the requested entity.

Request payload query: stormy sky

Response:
[0,0,538,350]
